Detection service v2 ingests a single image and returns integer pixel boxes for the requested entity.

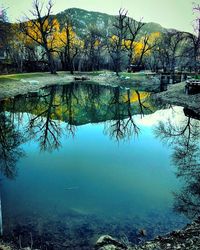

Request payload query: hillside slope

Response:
[55,8,166,37]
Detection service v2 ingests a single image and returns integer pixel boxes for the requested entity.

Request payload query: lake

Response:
[0,82,199,249]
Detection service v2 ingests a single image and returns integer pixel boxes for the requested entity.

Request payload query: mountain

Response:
[55,8,166,38]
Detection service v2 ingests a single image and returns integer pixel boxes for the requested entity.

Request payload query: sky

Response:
[1,0,199,33]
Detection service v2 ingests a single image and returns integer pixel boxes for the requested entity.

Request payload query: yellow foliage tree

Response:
[125,32,160,65]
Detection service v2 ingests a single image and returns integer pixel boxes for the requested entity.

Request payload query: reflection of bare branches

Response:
[62,83,79,105]
[155,114,200,177]
[104,87,141,141]
[28,86,62,152]
[2,84,153,151]
[0,112,25,179]
[62,84,78,137]
[66,123,76,138]
[123,89,140,138]
[174,188,200,219]
[154,110,200,219]
[105,117,139,142]
[155,117,200,153]
[135,90,152,117]
[30,116,62,152]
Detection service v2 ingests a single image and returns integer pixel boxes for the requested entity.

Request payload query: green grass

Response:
[119,71,146,80]
[0,71,107,80]
[0,72,49,80]
[119,71,145,76]
[194,74,200,79]
[75,70,111,76]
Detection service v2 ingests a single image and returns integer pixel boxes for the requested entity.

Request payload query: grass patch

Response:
[0,72,50,80]
[194,74,200,79]
[119,72,146,81]
[75,70,111,76]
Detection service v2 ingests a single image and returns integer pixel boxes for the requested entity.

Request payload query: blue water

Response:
[0,84,193,249]
[3,117,175,215]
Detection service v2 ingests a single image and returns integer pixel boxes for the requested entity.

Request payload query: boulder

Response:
[95,235,128,250]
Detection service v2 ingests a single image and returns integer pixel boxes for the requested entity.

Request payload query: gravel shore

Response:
[155,82,200,113]
[96,219,200,250]
[0,72,159,101]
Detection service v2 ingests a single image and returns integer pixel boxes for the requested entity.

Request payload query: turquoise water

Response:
[0,83,198,249]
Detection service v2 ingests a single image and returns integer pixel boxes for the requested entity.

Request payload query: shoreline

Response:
[2,72,199,111]
[0,71,159,101]
[95,219,200,250]
[1,220,200,249]
[155,82,200,113]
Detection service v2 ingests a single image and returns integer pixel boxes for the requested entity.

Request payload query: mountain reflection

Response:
[154,107,200,219]
[1,83,153,144]
[0,83,154,178]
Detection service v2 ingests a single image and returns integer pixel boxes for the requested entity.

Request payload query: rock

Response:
[74,76,90,81]
[0,244,12,250]
[28,80,39,85]
[138,229,147,237]
[95,235,128,250]
[20,79,27,83]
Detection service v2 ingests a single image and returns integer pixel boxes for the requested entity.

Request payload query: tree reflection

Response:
[104,87,153,141]
[61,83,78,137]
[0,107,25,179]
[27,86,62,152]
[154,108,200,219]
[2,83,154,153]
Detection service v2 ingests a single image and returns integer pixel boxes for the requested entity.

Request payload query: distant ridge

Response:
[55,8,166,37]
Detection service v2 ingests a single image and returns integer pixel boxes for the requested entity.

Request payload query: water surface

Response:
[0,83,199,249]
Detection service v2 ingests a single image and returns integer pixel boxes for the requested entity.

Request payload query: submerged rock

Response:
[95,235,128,250]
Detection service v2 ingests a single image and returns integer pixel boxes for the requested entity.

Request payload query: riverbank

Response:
[2,220,199,249]
[0,71,159,100]
[155,81,200,113]
[95,219,200,250]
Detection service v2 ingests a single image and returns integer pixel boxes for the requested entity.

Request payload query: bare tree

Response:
[86,26,104,71]
[184,3,200,72]
[20,0,57,74]
[125,17,145,65]
[0,7,7,45]
[59,13,80,74]
[107,9,128,76]
[157,31,185,73]
[0,7,10,61]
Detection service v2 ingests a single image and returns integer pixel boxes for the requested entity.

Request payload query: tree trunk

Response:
[47,52,56,74]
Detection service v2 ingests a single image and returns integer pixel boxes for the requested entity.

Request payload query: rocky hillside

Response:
[55,8,166,38]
